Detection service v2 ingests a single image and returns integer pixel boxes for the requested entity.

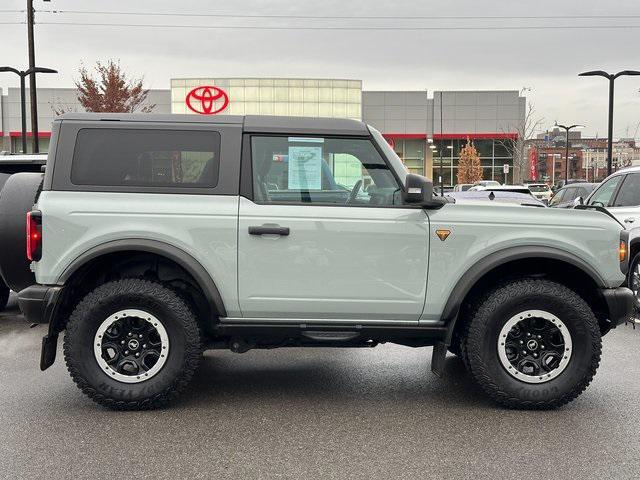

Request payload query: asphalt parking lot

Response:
[1,293,639,480]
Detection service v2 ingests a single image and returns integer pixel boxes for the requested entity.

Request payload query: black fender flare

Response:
[442,245,606,341]
[59,239,227,317]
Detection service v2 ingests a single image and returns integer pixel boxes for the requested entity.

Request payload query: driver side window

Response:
[251,135,400,206]
[588,175,622,207]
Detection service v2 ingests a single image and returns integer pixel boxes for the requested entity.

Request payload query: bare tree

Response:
[496,102,544,184]
[53,60,155,115]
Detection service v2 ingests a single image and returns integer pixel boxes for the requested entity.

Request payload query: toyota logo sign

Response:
[185,86,229,115]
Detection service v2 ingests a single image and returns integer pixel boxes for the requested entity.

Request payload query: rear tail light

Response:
[26,210,42,262]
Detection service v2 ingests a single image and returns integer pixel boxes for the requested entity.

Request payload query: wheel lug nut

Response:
[128,332,133,337]
[541,345,545,349]
[135,353,140,357]
[533,353,538,358]
[537,335,542,339]
[139,334,143,338]
[519,340,524,344]
[120,341,125,345]
[522,350,527,355]
[526,333,531,337]
[142,344,147,348]
[125,350,129,355]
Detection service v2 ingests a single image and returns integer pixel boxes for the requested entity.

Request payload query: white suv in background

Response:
[524,183,552,204]
[584,166,640,227]
[583,166,640,308]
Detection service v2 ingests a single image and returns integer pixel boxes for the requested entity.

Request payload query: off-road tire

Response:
[63,278,203,410]
[627,252,640,318]
[0,278,9,311]
[463,278,601,409]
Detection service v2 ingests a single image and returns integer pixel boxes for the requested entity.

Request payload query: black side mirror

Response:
[402,173,444,208]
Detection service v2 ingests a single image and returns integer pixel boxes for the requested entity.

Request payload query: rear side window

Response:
[548,189,566,206]
[71,129,220,188]
[613,173,640,207]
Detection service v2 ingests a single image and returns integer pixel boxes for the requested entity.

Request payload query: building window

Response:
[11,136,50,154]
[390,138,425,176]
[433,139,515,186]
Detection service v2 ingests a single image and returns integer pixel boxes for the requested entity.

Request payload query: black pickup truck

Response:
[0,153,47,311]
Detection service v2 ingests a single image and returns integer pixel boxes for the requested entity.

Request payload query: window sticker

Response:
[288,145,323,190]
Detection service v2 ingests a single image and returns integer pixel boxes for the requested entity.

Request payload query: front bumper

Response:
[601,286,634,327]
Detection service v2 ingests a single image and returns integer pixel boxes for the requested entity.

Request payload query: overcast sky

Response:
[2,0,640,138]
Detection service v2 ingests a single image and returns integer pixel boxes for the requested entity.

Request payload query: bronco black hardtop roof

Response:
[56,113,370,137]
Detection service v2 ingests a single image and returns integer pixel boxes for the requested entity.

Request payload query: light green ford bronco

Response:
[5,113,634,410]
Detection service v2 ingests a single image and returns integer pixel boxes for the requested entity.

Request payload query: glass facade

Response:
[391,139,425,176]
[171,78,362,120]
[432,139,514,186]
[10,137,50,154]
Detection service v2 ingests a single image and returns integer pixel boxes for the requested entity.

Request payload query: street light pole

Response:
[0,66,57,153]
[579,69,640,175]
[554,123,584,183]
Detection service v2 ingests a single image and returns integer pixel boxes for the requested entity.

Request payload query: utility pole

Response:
[27,0,41,153]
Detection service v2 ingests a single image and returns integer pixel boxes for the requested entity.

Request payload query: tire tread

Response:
[463,278,602,409]
[63,278,203,410]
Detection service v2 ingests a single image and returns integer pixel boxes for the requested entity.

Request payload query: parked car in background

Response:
[473,180,501,188]
[0,154,47,311]
[549,183,598,208]
[453,183,473,192]
[552,178,587,193]
[467,185,533,196]
[524,182,553,204]
[445,190,545,207]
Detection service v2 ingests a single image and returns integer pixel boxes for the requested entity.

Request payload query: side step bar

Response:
[213,321,450,375]
[214,321,448,342]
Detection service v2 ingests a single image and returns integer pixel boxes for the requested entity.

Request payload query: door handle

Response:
[624,218,635,224]
[248,225,290,236]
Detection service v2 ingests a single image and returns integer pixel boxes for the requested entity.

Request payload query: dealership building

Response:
[0,78,526,185]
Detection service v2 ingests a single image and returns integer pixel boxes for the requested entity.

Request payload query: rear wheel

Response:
[463,279,601,409]
[0,278,9,311]
[63,278,203,410]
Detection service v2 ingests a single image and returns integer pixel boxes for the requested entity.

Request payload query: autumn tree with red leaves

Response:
[55,60,155,115]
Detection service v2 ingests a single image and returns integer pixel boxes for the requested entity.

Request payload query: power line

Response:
[34,21,640,31]
[36,10,640,21]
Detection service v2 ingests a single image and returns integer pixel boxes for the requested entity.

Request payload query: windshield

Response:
[369,126,408,186]
[528,184,549,192]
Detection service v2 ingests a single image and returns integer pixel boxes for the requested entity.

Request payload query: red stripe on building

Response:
[433,133,518,140]
[382,133,426,140]
[383,132,518,140]
[9,131,52,138]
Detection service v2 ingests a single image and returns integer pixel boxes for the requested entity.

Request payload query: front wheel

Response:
[627,252,640,320]
[63,279,203,410]
[463,279,601,409]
